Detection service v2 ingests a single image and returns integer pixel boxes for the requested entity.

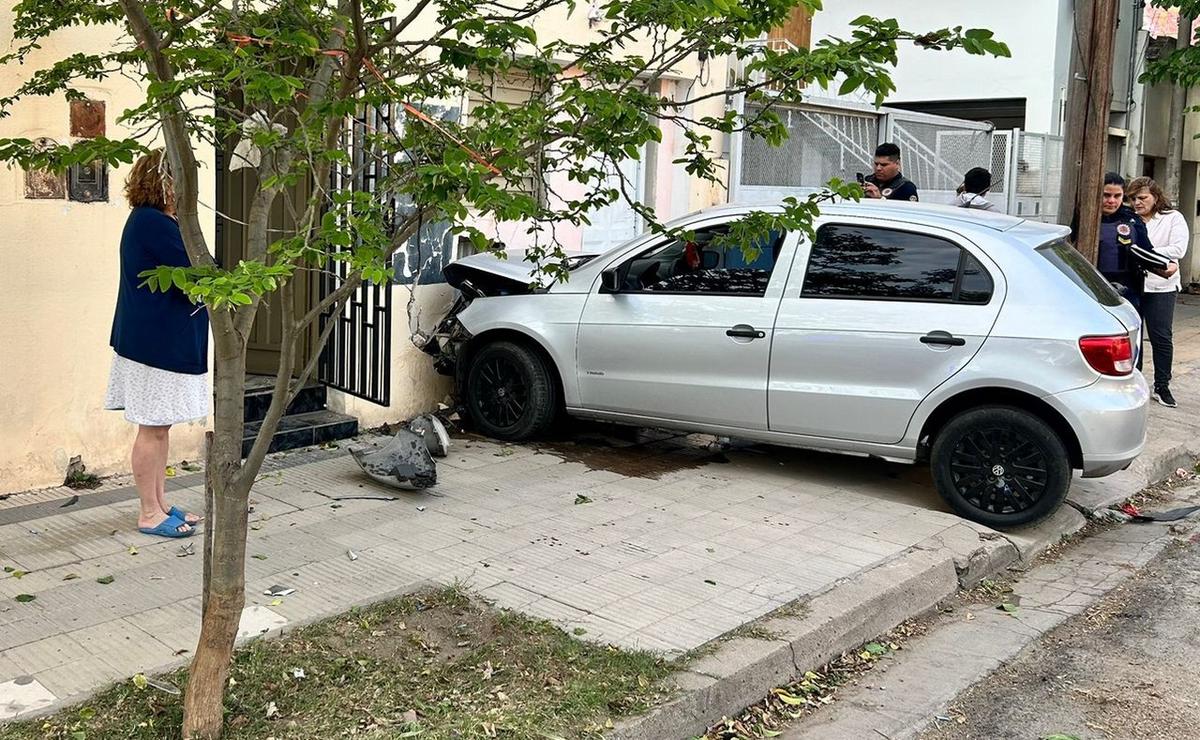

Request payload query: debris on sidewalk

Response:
[64,455,102,490]
[264,585,296,597]
[177,543,195,557]
[350,427,437,490]
[1122,502,1200,523]
[407,413,451,458]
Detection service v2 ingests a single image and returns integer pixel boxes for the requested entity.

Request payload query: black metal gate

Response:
[317,103,395,406]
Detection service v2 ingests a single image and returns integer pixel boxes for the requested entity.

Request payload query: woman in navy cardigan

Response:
[105,151,209,538]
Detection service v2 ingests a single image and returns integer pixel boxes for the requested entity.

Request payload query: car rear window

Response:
[1036,238,1122,307]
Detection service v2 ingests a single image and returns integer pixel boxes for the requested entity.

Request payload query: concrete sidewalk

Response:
[2,298,1200,730]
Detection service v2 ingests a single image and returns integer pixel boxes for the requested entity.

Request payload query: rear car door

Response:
[768,221,1004,444]
[576,225,794,430]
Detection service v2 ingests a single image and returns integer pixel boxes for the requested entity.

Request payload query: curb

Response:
[606,549,960,740]
[1068,442,1200,516]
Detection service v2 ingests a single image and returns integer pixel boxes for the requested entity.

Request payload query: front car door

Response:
[576,224,795,431]
[769,221,1004,444]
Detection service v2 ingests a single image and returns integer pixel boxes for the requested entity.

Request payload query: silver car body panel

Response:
[451,201,1148,477]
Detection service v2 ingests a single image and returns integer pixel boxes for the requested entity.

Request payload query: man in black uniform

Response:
[863,143,919,202]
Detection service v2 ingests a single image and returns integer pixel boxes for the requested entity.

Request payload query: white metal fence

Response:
[729,95,1064,223]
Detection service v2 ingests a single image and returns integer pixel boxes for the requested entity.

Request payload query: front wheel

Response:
[930,406,1071,528]
[463,341,558,441]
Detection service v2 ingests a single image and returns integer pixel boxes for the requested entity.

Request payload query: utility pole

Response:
[1058,0,1121,263]
[1165,13,1195,205]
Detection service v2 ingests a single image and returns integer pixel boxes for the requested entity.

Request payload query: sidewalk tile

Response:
[0,676,57,720]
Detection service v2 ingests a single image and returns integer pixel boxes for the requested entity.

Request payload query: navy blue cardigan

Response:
[109,207,209,374]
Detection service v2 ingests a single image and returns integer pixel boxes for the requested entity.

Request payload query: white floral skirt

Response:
[104,353,210,427]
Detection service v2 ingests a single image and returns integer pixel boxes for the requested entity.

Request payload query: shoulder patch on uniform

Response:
[882,188,893,197]
[1117,224,1132,237]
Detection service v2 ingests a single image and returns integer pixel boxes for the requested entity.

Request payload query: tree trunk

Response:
[183,346,251,739]
[1058,0,1120,263]
[1165,14,1194,206]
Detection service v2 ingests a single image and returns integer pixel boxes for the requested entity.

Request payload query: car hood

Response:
[442,249,600,297]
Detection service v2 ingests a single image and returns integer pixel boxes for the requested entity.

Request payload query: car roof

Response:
[697,200,1030,233]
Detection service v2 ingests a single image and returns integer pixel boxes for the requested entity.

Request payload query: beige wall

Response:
[326,285,456,427]
[0,7,215,493]
[0,2,730,493]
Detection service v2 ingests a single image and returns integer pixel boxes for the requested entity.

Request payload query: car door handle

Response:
[727,325,766,340]
[920,331,966,347]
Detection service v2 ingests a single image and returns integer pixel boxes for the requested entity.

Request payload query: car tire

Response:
[463,340,559,441]
[930,406,1071,529]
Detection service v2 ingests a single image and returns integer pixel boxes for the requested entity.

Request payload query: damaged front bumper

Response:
[419,295,474,377]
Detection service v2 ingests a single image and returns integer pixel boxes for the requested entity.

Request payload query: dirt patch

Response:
[532,422,732,479]
[920,535,1200,740]
[1,586,674,740]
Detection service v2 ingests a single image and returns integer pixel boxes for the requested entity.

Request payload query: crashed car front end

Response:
[419,250,598,377]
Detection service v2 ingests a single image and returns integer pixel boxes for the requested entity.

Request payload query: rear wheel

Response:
[463,340,558,441]
[930,406,1071,528]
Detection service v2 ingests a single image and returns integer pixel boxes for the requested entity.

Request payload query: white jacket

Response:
[1143,210,1189,293]
[952,192,997,211]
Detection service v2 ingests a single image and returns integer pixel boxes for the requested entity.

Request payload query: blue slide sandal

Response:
[140,514,194,539]
[168,506,202,526]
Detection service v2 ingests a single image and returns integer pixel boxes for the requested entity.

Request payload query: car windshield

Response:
[1036,238,1122,307]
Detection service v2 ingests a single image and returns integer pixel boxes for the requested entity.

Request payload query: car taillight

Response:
[1079,335,1134,376]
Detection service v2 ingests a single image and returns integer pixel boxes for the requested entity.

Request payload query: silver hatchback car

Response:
[423,201,1149,527]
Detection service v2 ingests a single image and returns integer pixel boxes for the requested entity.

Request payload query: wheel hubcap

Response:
[472,357,529,429]
[949,426,1050,515]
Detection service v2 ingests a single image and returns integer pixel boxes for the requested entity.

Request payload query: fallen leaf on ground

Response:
[62,573,79,581]
[252,554,268,560]
[59,495,80,508]
[132,674,148,690]
[128,546,138,556]
[164,466,176,478]
[574,494,593,505]
[97,575,115,585]
[270,598,283,607]
[14,594,35,603]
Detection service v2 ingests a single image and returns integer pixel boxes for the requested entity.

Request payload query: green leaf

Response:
[14,593,36,603]
[864,642,888,656]
[252,554,268,560]
[772,689,806,706]
[96,575,114,585]
[132,673,148,690]
[999,602,1019,614]
[79,706,96,720]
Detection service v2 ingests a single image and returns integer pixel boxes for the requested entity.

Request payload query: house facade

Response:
[0,2,742,493]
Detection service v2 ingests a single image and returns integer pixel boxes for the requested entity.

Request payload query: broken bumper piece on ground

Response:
[350,414,450,490]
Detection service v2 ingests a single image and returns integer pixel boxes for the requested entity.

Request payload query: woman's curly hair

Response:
[124,149,175,212]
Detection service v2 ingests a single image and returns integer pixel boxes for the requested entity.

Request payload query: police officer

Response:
[863,143,919,202]
[1095,172,1156,310]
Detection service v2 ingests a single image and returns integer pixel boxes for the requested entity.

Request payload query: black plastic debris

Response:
[350,428,437,490]
[1128,505,1200,523]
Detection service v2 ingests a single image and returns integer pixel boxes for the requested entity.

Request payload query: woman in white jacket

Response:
[1128,177,1188,408]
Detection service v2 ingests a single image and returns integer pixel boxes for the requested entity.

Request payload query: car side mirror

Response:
[599,269,621,294]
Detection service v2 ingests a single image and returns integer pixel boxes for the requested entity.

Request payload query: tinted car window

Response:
[958,254,994,304]
[802,224,992,303]
[619,228,783,296]
[1036,238,1122,307]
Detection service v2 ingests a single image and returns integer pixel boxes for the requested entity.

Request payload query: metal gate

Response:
[317,103,395,406]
